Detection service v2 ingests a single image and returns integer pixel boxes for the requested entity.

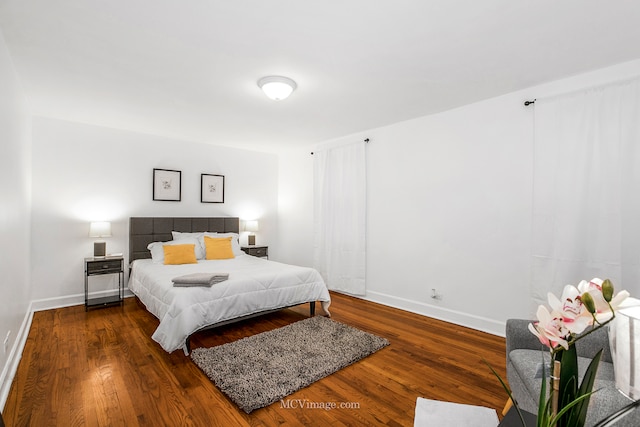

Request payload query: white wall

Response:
[0,27,31,409]
[30,117,278,306]
[278,59,640,336]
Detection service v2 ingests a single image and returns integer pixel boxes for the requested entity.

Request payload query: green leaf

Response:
[571,348,603,426]
[549,391,597,427]
[556,345,579,427]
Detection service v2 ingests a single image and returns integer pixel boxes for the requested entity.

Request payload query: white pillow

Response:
[171,231,203,240]
[201,232,243,256]
[147,238,204,263]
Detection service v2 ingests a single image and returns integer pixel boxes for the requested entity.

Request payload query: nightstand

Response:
[241,245,269,259]
[84,255,124,310]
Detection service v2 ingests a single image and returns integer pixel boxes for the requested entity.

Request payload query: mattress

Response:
[129,254,331,353]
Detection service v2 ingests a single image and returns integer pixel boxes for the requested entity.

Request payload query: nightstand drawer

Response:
[252,247,268,257]
[241,246,268,258]
[87,259,122,274]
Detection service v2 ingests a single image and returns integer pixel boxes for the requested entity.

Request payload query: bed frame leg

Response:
[310,301,316,316]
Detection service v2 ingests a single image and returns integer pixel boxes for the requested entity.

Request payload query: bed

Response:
[128,217,331,354]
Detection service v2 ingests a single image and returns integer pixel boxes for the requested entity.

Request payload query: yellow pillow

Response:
[163,244,197,265]
[204,236,235,260]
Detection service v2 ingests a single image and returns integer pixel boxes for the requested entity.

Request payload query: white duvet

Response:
[128,254,331,354]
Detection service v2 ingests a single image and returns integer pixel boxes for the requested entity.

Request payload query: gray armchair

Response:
[505,319,638,426]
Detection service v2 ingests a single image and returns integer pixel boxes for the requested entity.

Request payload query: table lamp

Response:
[244,220,259,245]
[89,221,111,257]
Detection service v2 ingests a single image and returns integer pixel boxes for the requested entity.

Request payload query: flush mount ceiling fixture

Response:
[257,76,297,101]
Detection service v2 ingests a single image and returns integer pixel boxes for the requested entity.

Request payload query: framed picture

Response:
[201,174,225,203]
[153,168,181,201]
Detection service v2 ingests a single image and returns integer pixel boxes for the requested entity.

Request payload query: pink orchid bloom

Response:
[548,285,582,318]
[578,278,603,291]
[591,289,631,322]
[528,305,570,350]
[609,289,631,309]
[546,285,592,335]
[578,278,631,322]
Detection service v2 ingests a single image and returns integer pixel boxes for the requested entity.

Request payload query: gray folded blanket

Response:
[172,272,229,287]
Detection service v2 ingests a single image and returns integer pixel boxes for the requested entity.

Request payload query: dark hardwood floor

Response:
[3,292,508,426]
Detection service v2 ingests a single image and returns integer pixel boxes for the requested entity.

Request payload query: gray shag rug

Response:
[191,316,389,413]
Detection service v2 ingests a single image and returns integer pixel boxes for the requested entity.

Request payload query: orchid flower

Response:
[547,285,593,335]
[528,305,570,350]
[578,278,630,323]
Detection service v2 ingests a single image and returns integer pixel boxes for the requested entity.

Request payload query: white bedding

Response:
[128,254,331,354]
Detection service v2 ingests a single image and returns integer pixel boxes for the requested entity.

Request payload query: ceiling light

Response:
[257,76,297,101]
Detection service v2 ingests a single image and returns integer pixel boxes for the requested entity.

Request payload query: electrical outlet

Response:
[3,330,10,354]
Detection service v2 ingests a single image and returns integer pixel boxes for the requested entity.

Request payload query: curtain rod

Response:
[524,99,536,106]
[311,138,369,155]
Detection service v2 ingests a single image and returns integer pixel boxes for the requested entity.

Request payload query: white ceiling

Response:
[1,0,640,152]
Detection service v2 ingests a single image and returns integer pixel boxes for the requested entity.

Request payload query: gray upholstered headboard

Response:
[129,217,240,264]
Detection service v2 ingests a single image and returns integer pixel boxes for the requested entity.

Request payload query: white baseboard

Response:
[361,290,506,338]
[30,289,135,312]
[0,302,34,412]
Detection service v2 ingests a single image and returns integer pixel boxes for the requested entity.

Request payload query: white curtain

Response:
[531,77,640,309]
[313,141,366,295]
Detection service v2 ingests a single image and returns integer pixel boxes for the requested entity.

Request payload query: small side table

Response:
[84,255,124,310]
[241,245,269,259]
[498,407,537,426]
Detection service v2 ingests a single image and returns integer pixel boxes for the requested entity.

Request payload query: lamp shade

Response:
[611,305,640,400]
[89,221,112,238]
[257,76,297,101]
[244,220,259,232]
